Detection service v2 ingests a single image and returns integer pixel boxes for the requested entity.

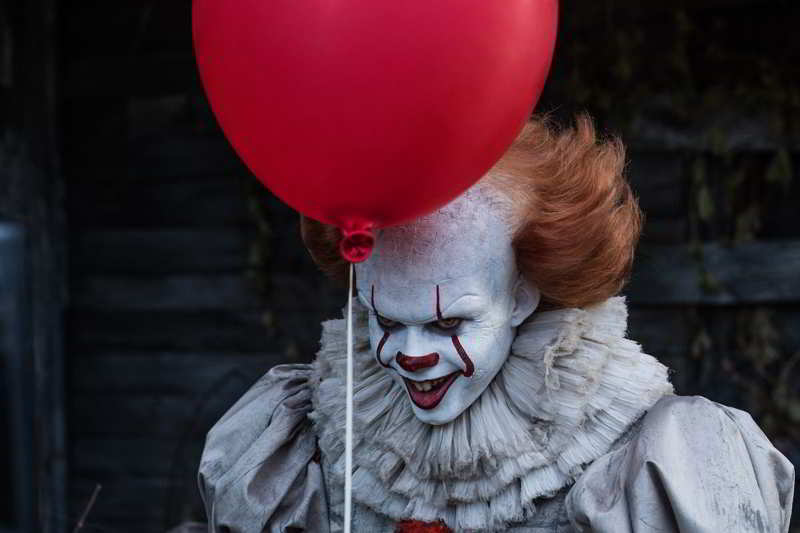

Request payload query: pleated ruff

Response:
[310,296,673,532]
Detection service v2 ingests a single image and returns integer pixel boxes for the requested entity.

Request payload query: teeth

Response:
[411,377,448,392]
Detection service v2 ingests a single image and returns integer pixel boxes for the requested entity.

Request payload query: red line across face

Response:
[372,285,391,368]
[436,285,474,377]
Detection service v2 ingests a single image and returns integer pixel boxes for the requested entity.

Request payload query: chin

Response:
[411,404,461,425]
[411,406,462,425]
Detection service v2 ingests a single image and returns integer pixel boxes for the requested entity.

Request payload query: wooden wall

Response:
[62,1,344,530]
[60,1,799,532]
[547,3,800,530]
[0,1,67,531]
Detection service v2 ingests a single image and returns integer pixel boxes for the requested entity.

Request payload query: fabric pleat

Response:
[310,297,673,532]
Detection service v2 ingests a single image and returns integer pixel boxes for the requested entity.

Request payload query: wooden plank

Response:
[67,353,281,478]
[70,436,212,528]
[624,305,800,408]
[70,229,250,274]
[128,132,246,180]
[627,152,689,244]
[67,309,323,355]
[67,310,272,351]
[69,474,207,532]
[69,370,261,438]
[70,273,262,310]
[625,107,800,152]
[71,271,345,312]
[639,218,688,245]
[563,0,781,34]
[71,437,183,478]
[68,175,249,228]
[127,92,219,139]
[268,272,347,311]
[65,53,199,99]
[66,129,243,182]
[62,96,130,183]
[628,307,692,355]
[626,240,800,304]
[627,152,688,219]
[70,351,279,395]
[760,172,800,240]
[629,305,800,354]
[69,477,172,530]
[63,2,191,59]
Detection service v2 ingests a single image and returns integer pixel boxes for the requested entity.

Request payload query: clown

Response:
[198,117,794,532]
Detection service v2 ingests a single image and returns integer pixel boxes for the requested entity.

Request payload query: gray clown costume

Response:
[198,296,795,532]
[197,118,794,532]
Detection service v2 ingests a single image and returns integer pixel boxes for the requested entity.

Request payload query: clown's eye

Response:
[376,314,399,329]
[433,317,462,330]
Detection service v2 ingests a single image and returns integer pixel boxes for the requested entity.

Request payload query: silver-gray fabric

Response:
[198,365,795,533]
[198,365,330,533]
[567,395,795,533]
[311,297,674,530]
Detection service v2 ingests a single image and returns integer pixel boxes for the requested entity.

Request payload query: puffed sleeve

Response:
[198,364,330,533]
[566,395,795,533]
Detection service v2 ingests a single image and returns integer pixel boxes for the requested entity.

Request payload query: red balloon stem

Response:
[340,226,375,263]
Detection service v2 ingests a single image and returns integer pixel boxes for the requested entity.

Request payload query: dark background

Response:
[0,1,798,531]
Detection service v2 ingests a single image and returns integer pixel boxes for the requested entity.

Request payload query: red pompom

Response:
[395,519,452,533]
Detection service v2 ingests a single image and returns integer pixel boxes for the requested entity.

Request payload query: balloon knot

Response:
[340,226,375,263]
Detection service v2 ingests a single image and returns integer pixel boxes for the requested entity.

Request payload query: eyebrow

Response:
[435,285,483,319]
[366,284,483,323]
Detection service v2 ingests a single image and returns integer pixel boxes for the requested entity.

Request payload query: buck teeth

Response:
[411,376,447,392]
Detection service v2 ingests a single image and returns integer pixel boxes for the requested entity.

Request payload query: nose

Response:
[396,352,440,372]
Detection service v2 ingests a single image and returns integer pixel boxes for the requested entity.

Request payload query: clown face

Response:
[356,187,539,425]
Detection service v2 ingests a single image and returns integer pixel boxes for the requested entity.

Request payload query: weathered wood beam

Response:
[70,270,344,312]
[67,309,320,354]
[70,386,255,439]
[70,351,280,395]
[63,2,191,59]
[70,229,251,274]
[68,176,251,228]
[564,0,795,38]
[64,54,198,99]
[71,274,262,310]
[625,106,800,152]
[128,132,246,180]
[627,240,800,304]
[69,477,172,528]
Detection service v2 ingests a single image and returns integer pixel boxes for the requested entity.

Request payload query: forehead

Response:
[356,187,516,317]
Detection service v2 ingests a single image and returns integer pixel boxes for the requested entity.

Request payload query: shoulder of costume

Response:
[198,363,331,533]
[566,394,796,533]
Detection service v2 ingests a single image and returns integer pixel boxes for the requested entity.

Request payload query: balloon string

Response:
[344,262,354,533]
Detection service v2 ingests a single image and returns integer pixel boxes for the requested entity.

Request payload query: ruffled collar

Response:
[310,297,673,532]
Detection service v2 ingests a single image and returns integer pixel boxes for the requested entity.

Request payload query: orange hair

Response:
[301,115,642,309]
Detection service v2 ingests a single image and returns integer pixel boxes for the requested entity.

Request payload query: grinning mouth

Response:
[402,371,460,410]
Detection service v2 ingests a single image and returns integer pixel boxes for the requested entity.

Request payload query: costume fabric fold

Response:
[311,297,673,531]
[198,364,331,533]
[198,297,794,532]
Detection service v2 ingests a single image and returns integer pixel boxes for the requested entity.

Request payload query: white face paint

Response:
[356,187,540,425]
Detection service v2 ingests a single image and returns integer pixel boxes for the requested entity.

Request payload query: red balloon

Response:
[193,0,558,261]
